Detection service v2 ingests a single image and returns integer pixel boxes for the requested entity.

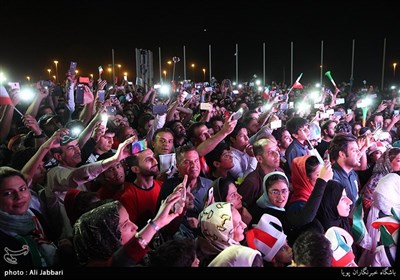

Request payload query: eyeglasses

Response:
[269,189,289,196]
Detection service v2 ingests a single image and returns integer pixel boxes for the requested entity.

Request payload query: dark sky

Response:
[1,0,399,88]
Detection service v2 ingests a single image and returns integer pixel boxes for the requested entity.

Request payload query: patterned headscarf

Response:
[199,202,239,251]
[73,201,122,265]
[208,245,261,267]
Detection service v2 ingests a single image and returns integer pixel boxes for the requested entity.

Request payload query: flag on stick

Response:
[293,73,303,89]
[98,66,103,79]
[0,85,13,105]
[0,85,23,116]
[286,73,303,95]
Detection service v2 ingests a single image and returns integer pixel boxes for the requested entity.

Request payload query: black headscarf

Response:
[316,180,352,233]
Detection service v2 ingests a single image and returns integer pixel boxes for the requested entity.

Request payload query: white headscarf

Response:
[256,171,289,211]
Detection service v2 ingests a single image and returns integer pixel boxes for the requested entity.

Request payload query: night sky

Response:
[1,0,399,88]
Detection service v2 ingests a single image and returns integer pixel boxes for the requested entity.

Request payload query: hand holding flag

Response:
[0,85,23,116]
[286,73,303,95]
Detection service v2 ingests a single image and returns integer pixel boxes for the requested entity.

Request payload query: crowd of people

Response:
[0,71,399,268]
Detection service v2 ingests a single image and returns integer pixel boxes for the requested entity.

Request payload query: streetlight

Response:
[47,69,51,79]
[123,72,128,81]
[393,63,397,79]
[53,60,59,83]
[117,64,121,78]
[26,76,30,82]
[163,70,167,82]
[191,64,195,81]
[202,68,206,81]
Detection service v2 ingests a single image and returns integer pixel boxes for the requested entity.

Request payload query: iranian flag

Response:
[292,73,303,89]
[0,85,12,105]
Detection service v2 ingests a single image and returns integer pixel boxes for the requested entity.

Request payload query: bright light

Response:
[315,83,321,88]
[0,72,7,83]
[257,86,263,92]
[159,85,171,95]
[255,80,261,86]
[309,91,320,101]
[71,127,82,137]
[262,103,272,112]
[238,84,243,89]
[390,86,396,90]
[19,88,35,102]
[232,82,237,86]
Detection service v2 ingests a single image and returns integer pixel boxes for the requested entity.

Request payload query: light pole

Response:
[393,63,397,79]
[202,68,206,81]
[53,60,58,83]
[47,69,51,80]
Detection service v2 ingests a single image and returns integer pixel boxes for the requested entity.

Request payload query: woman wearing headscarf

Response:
[204,177,252,226]
[361,147,400,214]
[0,166,58,267]
[196,202,248,266]
[315,180,353,233]
[73,185,185,266]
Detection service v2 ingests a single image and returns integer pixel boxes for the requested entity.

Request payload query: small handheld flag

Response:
[98,66,103,79]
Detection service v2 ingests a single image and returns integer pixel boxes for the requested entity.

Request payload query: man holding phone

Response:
[119,149,163,229]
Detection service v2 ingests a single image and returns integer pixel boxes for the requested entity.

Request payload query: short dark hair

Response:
[321,120,336,137]
[328,133,357,161]
[205,142,229,172]
[147,238,197,267]
[152,127,174,142]
[285,117,308,136]
[176,145,197,164]
[293,230,333,267]
[187,122,206,142]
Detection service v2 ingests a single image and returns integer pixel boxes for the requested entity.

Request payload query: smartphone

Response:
[78,77,90,84]
[131,139,147,154]
[152,104,168,115]
[347,109,353,115]
[205,87,213,92]
[270,120,282,130]
[69,61,77,75]
[394,110,400,116]
[231,108,244,120]
[279,103,288,110]
[154,84,162,89]
[173,175,188,213]
[76,84,84,104]
[98,90,105,102]
[101,114,108,127]
[232,90,239,94]
[278,94,287,101]
[200,103,212,110]
[8,82,20,90]
[334,111,345,117]
[320,112,330,119]
[106,105,117,115]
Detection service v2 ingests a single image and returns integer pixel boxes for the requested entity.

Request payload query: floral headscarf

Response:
[73,201,121,265]
[199,202,239,251]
